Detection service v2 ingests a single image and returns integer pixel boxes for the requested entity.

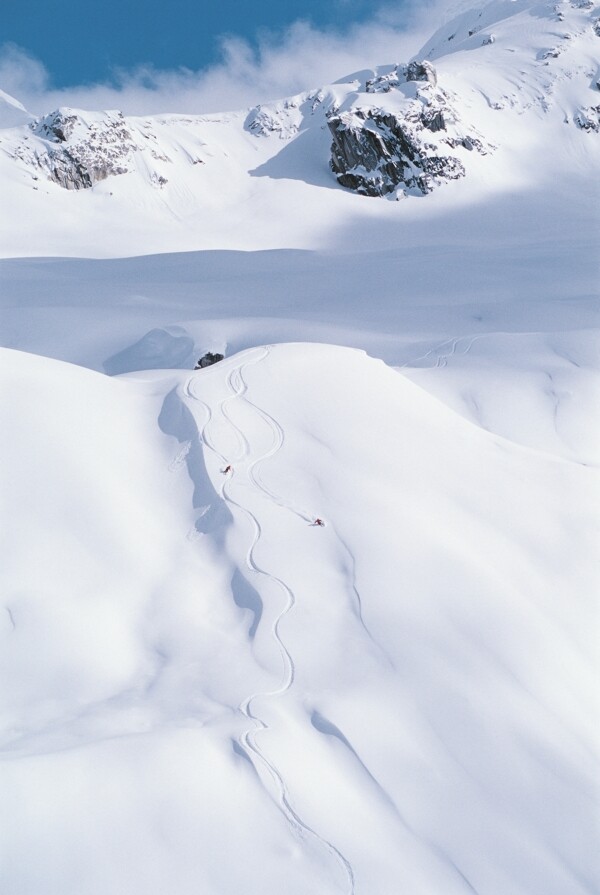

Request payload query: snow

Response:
[1,1,599,893]
[1,342,598,893]
[0,1,598,256]
[0,89,31,128]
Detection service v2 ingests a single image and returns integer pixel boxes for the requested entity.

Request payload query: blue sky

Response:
[4,0,386,88]
[1,0,445,114]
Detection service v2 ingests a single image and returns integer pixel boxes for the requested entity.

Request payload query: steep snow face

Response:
[0,0,598,255]
[416,0,600,138]
[1,343,597,895]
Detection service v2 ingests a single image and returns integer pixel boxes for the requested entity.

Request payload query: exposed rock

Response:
[575,104,600,130]
[329,108,466,196]
[150,172,168,188]
[421,108,446,132]
[366,61,437,93]
[365,70,401,94]
[25,108,137,190]
[329,74,489,197]
[444,135,486,152]
[32,109,79,142]
[405,61,438,86]
[195,352,224,369]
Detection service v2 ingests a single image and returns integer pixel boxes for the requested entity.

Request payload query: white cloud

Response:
[0,1,478,116]
[0,43,49,99]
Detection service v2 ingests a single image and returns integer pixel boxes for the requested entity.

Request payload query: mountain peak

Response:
[0,0,597,254]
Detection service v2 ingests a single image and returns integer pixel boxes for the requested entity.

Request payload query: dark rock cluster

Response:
[329,109,465,196]
[328,63,487,197]
[195,352,225,369]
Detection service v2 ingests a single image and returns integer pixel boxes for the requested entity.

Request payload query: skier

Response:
[312,518,325,527]
[222,465,232,475]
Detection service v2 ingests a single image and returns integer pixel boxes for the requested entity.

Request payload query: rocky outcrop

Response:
[329,108,465,196]
[329,63,489,197]
[575,104,600,131]
[194,352,224,369]
[24,108,137,190]
[244,91,326,140]
[33,109,80,142]
[365,60,438,94]
[245,102,303,139]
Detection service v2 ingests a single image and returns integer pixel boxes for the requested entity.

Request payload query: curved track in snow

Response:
[224,363,314,523]
[224,359,387,661]
[400,334,482,369]
[183,347,355,895]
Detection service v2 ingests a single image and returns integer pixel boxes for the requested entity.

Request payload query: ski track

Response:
[400,335,482,370]
[223,359,391,666]
[183,348,356,895]
[223,362,314,523]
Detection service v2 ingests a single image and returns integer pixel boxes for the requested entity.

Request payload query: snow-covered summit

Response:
[0,0,597,255]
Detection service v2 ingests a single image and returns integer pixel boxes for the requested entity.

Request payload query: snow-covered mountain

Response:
[0,0,599,255]
[0,2,598,894]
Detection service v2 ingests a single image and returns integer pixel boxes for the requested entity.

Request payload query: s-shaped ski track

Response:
[184,346,355,895]
[225,358,391,666]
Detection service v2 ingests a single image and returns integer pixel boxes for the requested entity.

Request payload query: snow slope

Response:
[0,1,599,893]
[1,343,598,894]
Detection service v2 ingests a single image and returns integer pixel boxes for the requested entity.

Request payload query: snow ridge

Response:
[184,348,356,894]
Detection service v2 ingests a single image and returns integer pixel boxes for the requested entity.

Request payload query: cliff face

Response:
[23,109,137,190]
[0,0,600,220]
[328,62,489,198]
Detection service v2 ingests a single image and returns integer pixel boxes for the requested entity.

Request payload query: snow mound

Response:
[1,343,597,894]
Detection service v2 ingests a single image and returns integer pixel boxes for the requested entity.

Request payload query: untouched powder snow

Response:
[1,343,598,894]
